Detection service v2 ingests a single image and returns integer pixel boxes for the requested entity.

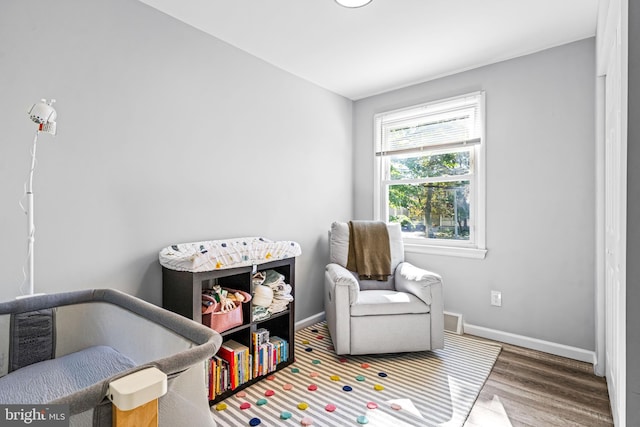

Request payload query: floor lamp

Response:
[23,99,57,296]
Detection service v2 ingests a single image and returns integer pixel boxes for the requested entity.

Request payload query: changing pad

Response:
[159,237,301,273]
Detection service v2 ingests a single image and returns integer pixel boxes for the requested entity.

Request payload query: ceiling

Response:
[138,0,599,100]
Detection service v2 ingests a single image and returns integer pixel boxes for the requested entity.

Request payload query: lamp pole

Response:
[26,129,39,296]
[23,99,56,296]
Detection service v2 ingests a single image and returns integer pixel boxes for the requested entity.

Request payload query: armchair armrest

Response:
[325,263,361,355]
[395,262,442,306]
[395,262,444,349]
[325,263,360,304]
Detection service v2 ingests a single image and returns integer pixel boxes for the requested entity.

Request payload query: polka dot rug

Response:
[211,321,501,427]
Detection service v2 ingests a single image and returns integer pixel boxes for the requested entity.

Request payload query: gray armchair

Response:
[324,221,444,355]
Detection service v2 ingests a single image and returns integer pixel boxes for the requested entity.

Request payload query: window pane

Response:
[390,150,471,180]
[388,181,471,241]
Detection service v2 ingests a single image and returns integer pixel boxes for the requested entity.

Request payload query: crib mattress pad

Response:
[0,345,136,404]
[159,237,301,272]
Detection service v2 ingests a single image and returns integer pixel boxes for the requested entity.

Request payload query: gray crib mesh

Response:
[9,309,55,372]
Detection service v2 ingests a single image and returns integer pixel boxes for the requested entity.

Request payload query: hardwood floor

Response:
[464,338,613,427]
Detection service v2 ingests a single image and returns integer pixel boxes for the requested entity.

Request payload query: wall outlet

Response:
[490,290,502,307]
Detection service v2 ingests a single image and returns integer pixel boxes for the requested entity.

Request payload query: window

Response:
[374,92,487,259]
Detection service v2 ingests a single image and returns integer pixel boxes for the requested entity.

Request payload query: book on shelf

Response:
[207,356,230,400]
[216,339,251,391]
[252,328,269,377]
[270,336,288,364]
[251,329,288,377]
[207,333,290,400]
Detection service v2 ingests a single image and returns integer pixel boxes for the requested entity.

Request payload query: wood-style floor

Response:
[464,338,613,427]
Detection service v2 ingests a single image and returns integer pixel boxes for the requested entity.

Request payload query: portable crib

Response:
[0,288,222,426]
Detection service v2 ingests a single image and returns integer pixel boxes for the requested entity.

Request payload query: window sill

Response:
[404,243,487,259]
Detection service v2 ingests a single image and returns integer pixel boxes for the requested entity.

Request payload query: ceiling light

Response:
[335,0,373,8]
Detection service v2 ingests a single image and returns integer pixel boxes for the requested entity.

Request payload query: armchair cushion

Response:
[350,290,430,317]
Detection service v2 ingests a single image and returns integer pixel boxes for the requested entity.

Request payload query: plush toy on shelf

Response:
[203,285,247,313]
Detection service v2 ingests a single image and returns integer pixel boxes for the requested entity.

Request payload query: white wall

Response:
[0,0,353,320]
[354,39,596,351]
[627,1,640,423]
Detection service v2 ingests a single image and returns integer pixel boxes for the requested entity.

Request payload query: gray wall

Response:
[354,39,596,350]
[627,0,640,423]
[0,0,353,320]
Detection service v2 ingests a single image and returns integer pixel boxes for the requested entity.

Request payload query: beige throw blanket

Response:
[346,221,391,281]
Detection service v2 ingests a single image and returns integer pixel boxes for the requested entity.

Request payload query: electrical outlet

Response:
[490,290,502,307]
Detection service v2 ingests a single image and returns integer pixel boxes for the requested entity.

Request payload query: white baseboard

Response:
[464,323,596,365]
[294,313,595,366]
[295,311,326,331]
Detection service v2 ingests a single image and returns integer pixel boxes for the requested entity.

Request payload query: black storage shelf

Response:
[161,257,296,405]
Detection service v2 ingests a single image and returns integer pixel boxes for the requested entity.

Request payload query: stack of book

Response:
[211,339,251,398]
[252,328,288,377]
[207,333,289,400]
[207,355,229,399]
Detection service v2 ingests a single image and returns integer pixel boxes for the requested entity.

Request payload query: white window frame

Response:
[373,91,487,259]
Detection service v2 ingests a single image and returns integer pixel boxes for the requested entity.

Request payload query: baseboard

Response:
[294,313,596,365]
[464,323,596,365]
[295,311,326,331]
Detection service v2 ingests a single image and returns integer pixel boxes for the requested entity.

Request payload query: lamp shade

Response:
[28,100,56,124]
[335,0,372,8]
[27,99,57,135]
